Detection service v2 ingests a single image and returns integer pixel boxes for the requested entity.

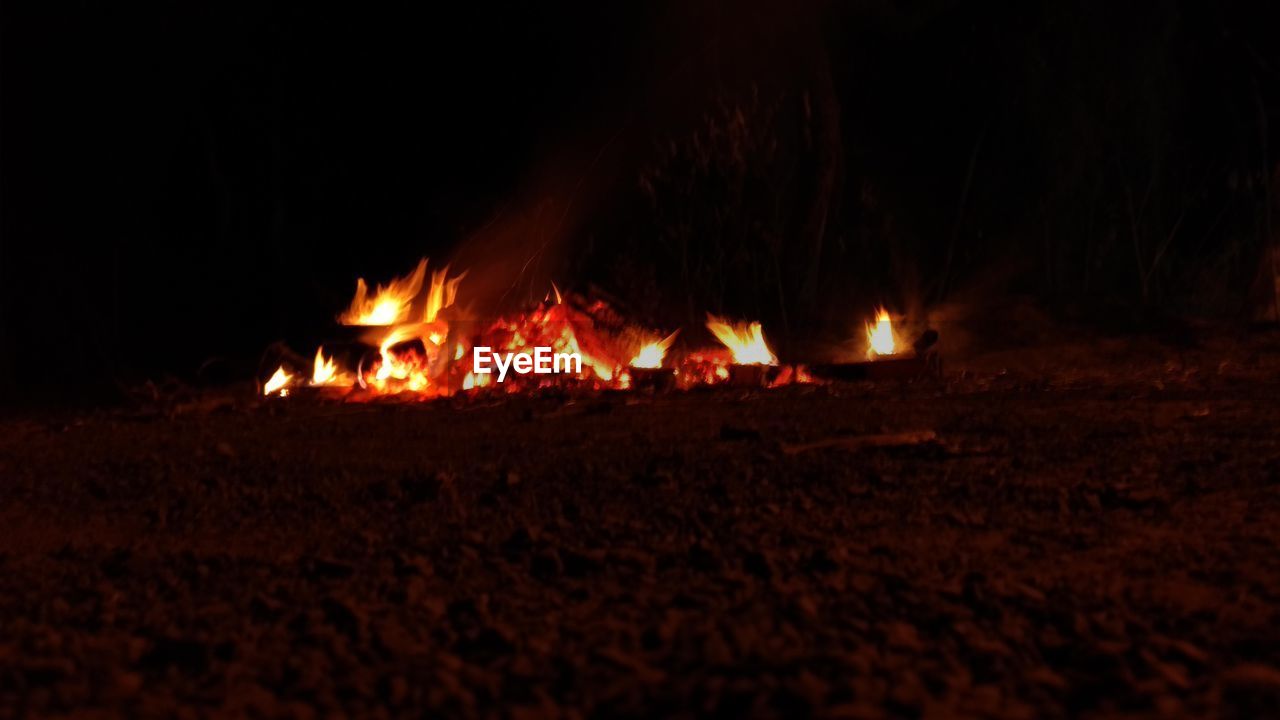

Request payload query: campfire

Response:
[261,258,938,400]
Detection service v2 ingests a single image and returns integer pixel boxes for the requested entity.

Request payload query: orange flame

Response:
[281,255,830,400]
[630,330,679,369]
[423,265,466,323]
[866,307,896,359]
[339,259,428,326]
[705,314,777,366]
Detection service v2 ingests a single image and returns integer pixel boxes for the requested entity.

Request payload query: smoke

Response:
[443,0,846,343]
[445,131,629,316]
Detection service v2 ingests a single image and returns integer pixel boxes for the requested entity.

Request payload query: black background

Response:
[3,0,1278,400]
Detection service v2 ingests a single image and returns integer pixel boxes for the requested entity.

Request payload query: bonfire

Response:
[261,258,933,400]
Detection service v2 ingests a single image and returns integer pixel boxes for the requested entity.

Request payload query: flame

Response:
[273,255,831,401]
[339,259,428,326]
[630,330,679,369]
[263,366,293,397]
[866,307,896,359]
[705,314,777,365]
[311,346,352,386]
[423,266,466,323]
[327,257,470,395]
[370,325,436,391]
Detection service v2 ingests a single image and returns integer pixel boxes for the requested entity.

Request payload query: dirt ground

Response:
[2,330,1280,718]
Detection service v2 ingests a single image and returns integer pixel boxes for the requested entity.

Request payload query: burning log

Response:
[809,328,943,383]
[258,340,369,399]
[628,367,676,392]
[274,383,356,402]
[809,354,940,382]
[727,363,770,388]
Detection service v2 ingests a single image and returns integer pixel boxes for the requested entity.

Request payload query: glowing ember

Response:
[488,301,618,383]
[705,314,778,366]
[630,330,679,369]
[866,307,897,359]
[339,259,428,326]
[263,366,293,397]
[267,256,825,400]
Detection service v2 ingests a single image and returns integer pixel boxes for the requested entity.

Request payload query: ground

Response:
[2,330,1280,718]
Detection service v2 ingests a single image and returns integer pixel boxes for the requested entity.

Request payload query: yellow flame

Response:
[375,325,424,384]
[312,347,337,385]
[339,259,428,326]
[263,366,293,396]
[705,314,778,365]
[866,307,896,359]
[310,346,353,386]
[630,330,679,369]
[423,265,466,323]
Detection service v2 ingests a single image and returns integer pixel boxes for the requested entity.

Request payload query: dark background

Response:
[3,0,1278,400]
